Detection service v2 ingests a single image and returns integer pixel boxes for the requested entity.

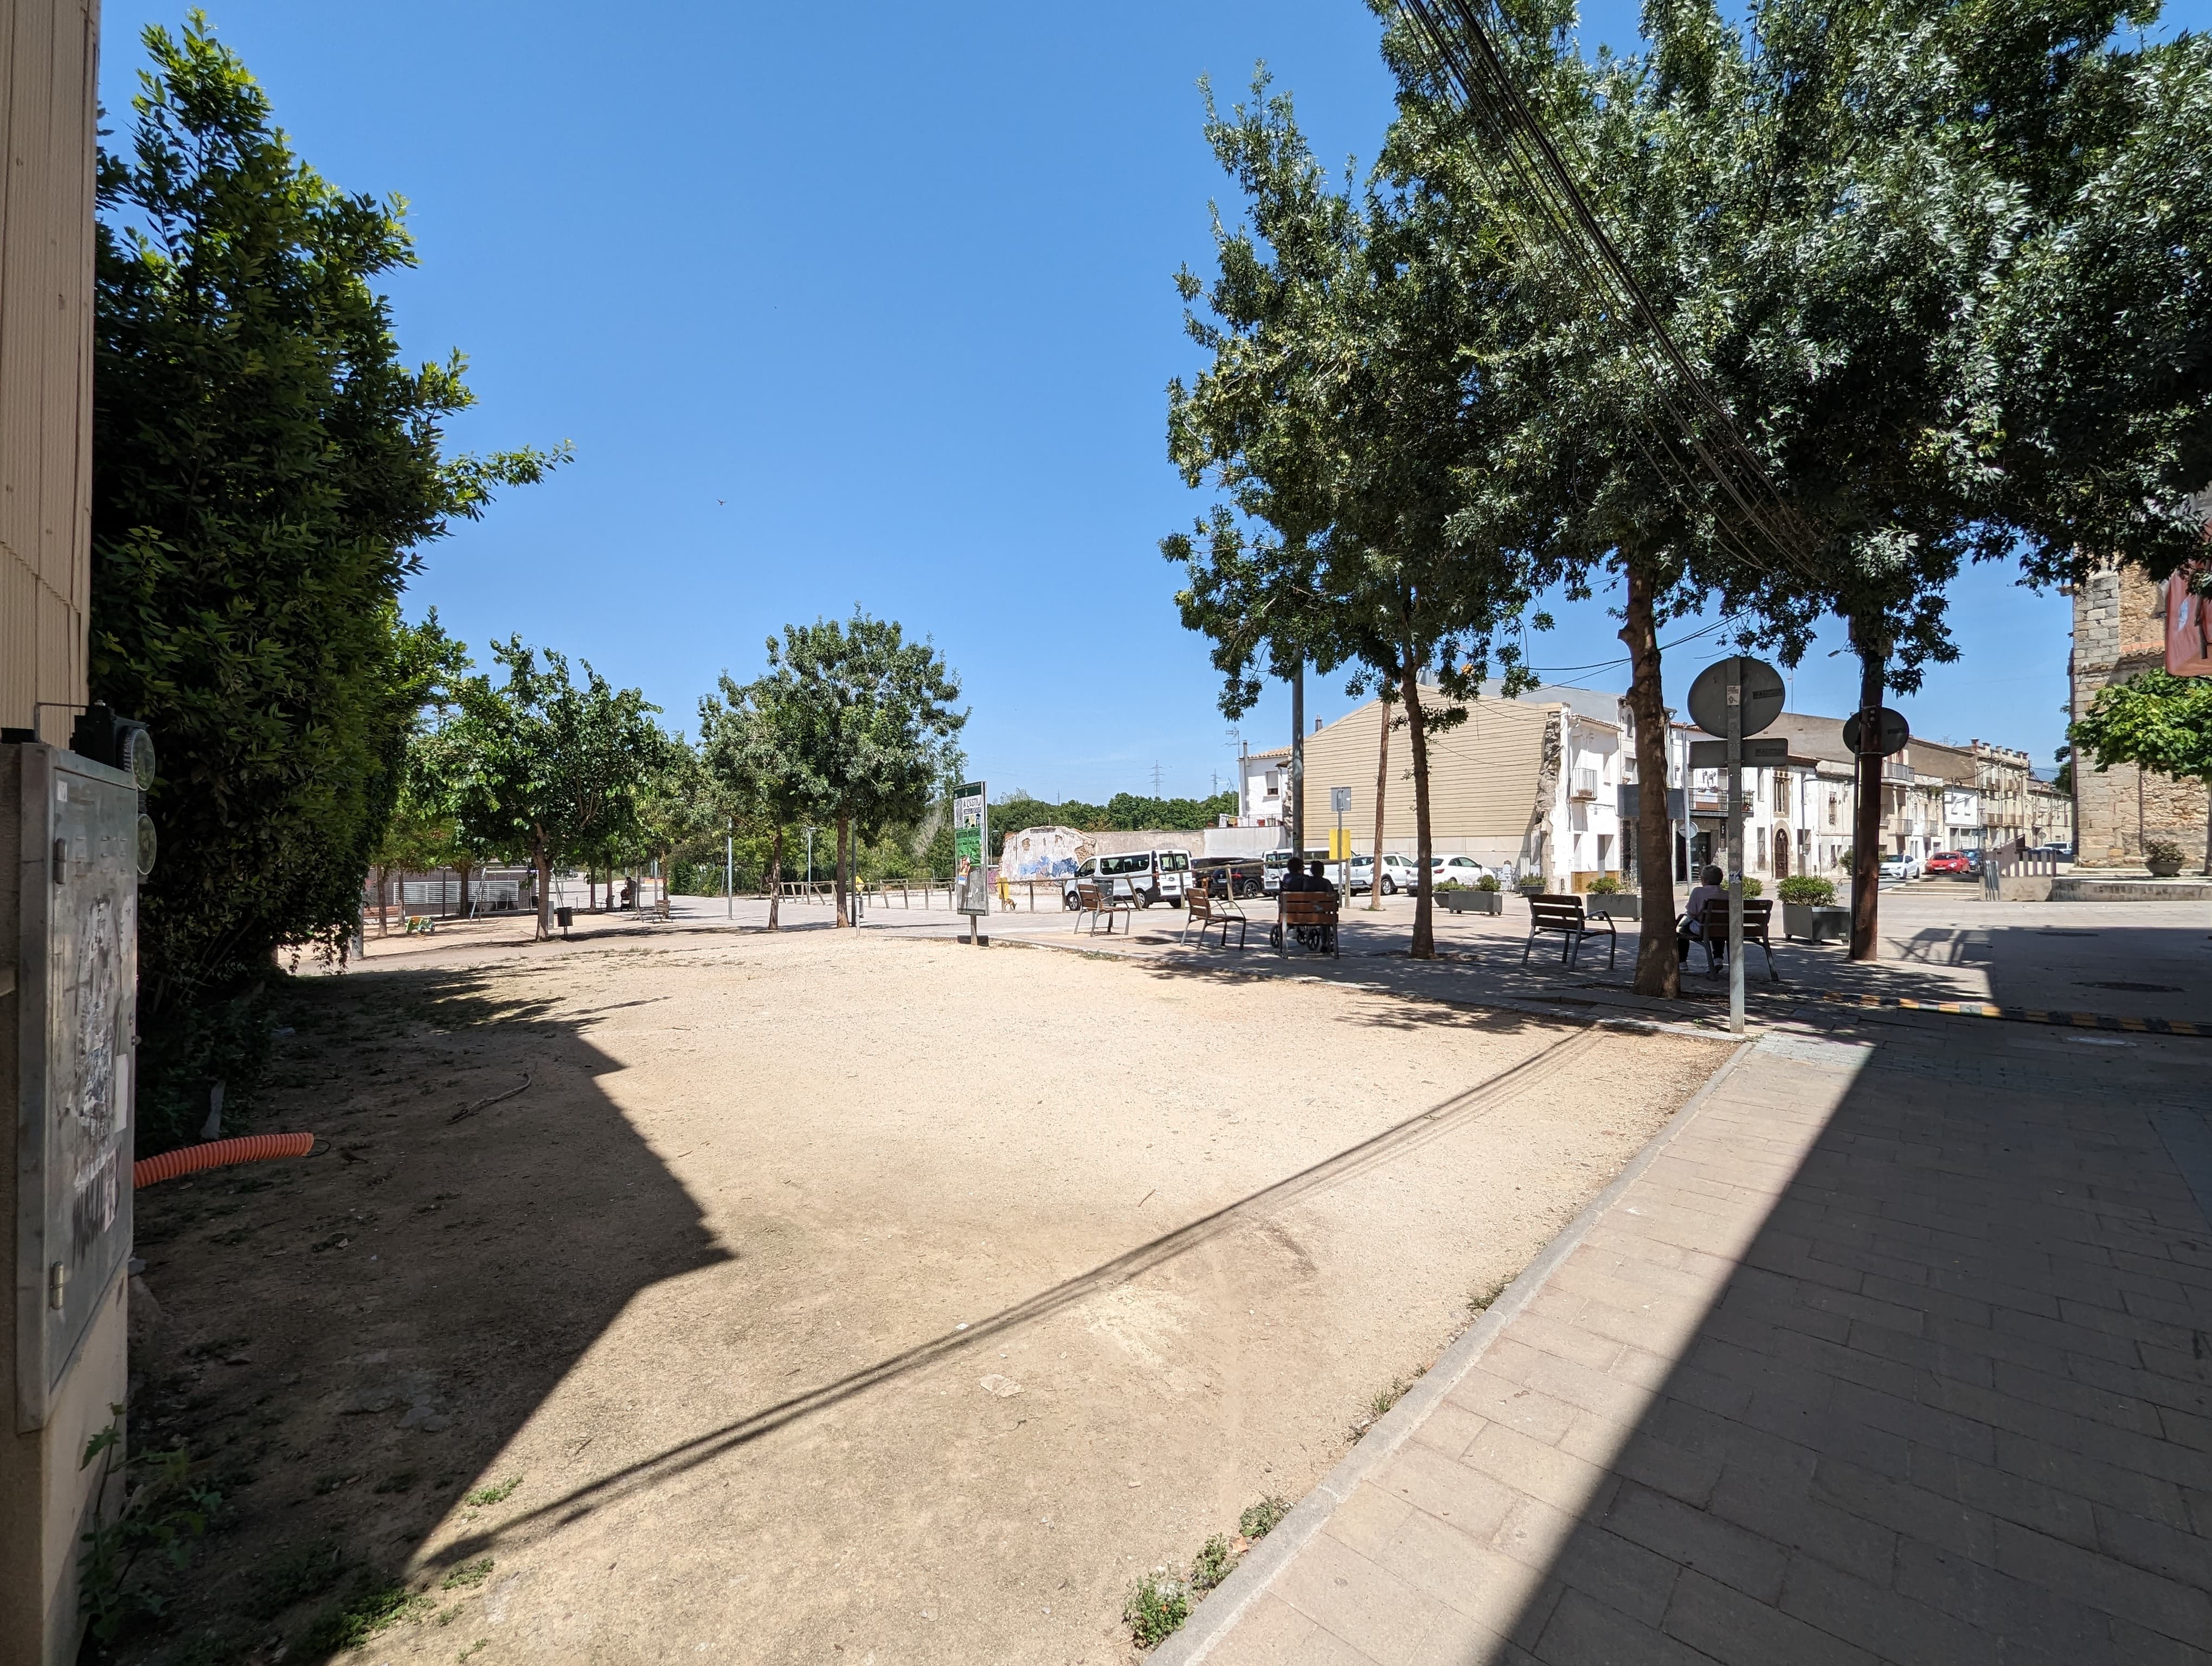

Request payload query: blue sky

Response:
[100,2,2204,799]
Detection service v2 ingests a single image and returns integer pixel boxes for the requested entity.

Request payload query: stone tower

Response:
[2069,562,2210,869]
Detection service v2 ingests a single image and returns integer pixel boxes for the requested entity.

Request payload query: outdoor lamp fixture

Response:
[70,702,159,876]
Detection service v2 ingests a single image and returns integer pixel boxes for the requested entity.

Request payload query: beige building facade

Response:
[2070,560,2210,869]
[1,0,99,742]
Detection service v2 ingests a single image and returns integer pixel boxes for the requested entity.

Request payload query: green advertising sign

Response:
[953,781,986,869]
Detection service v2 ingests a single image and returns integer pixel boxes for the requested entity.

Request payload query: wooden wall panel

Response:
[0,0,98,739]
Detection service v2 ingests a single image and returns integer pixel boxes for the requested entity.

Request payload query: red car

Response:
[1925,850,1971,875]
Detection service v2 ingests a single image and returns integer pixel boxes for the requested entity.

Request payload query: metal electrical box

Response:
[11,744,139,1432]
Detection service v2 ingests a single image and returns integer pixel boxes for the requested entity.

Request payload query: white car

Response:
[1348,853,1421,895]
[1878,855,1920,881]
[1428,854,1494,888]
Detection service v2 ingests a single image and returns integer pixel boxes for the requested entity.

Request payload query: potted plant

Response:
[1584,873,1637,920]
[2144,837,2185,878]
[1515,873,1547,904]
[1470,873,1503,914]
[1777,874,1838,941]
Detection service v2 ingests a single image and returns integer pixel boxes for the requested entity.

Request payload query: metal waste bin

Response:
[556,906,574,937]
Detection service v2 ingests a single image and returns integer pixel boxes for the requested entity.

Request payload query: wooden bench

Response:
[1522,894,1617,971]
[1072,880,1133,936]
[1273,889,1340,957]
[1181,887,1248,950]
[1678,896,1779,981]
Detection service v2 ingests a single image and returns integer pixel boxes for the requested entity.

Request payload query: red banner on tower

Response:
[2169,570,2212,677]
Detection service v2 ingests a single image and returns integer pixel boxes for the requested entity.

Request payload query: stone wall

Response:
[2070,563,2211,869]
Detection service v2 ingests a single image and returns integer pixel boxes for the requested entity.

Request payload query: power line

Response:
[1396,0,1824,589]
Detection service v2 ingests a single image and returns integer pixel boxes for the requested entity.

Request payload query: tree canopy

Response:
[91,15,560,1008]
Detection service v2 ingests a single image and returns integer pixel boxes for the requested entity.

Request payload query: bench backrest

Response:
[1696,897,1773,937]
[1529,895,1587,930]
[1282,892,1339,925]
[1076,882,1104,908]
[1187,890,1214,919]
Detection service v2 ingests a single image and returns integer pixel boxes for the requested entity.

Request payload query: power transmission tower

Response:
[1152,761,1163,795]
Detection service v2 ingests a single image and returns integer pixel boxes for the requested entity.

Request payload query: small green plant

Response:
[463,1475,522,1507]
[1189,1534,1234,1593]
[1586,874,1621,895]
[1776,874,1834,905]
[2145,837,2185,866]
[1436,876,1463,890]
[1741,875,1764,899]
[1469,1276,1509,1315]
[1124,1572,1191,1648]
[303,1581,433,1652]
[441,1556,495,1591]
[77,1411,223,1642]
[1239,1495,1290,1540]
[242,1541,346,1622]
[1475,873,1501,892]
[458,1640,491,1663]
[1515,873,1546,894]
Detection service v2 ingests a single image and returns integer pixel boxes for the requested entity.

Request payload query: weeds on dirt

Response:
[1239,1495,1290,1540]
[76,1411,223,1643]
[1348,1368,1425,1442]
[300,1580,433,1652]
[458,1640,491,1662]
[1123,1572,1190,1649]
[463,1476,522,1506]
[1469,1276,1509,1315]
[1188,1534,1234,1593]
[243,1541,347,1621]
[441,1556,496,1590]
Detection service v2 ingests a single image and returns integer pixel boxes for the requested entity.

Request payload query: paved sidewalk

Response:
[1159,1011,2212,1665]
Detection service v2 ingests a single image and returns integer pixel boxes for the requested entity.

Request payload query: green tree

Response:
[446,639,664,939]
[91,16,559,1013]
[769,614,967,925]
[2068,670,2212,872]
[699,670,826,930]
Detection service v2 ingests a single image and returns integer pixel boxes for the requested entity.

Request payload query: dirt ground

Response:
[118,927,1730,1666]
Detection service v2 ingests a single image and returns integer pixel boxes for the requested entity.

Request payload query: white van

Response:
[1061,849,1191,909]
[1262,848,1341,895]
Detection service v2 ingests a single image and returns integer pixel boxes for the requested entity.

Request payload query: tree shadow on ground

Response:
[119,964,731,1664]
[1478,1007,2212,1662]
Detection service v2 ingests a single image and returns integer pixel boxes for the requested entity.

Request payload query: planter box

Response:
[1438,889,1503,914]
[1586,894,1638,921]
[1784,902,1850,943]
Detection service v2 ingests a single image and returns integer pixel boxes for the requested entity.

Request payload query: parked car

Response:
[1428,854,1495,888]
[1877,855,1920,881]
[1189,856,1264,899]
[1348,853,1422,895]
[1262,848,1339,895]
[1924,850,1971,876]
[1963,850,1984,876]
[1061,848,1191,909]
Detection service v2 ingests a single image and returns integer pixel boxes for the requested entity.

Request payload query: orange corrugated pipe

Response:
[133,1133,316,1188]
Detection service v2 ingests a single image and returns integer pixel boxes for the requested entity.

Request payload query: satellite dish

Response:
[1686,656,1786,740]
[1842,707,1911,758]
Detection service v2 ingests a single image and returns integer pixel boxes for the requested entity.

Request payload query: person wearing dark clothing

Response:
[1677,865,1727,968]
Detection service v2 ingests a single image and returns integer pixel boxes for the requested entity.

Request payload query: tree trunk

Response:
[535,832,553,941]
[768,824,783,930]
[589,869,597,912]
[375,865,391,935]
[1399,662,1436,960]
[1619,563,1680,998]
[1368,693,1391,911]
[458,856,472,919]
[1850,641,1885,962]
[835,816,851,926]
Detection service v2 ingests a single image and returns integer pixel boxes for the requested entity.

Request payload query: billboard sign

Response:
[2168,571,2212,677]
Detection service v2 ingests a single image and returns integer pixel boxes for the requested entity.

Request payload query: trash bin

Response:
[556,906,574,937]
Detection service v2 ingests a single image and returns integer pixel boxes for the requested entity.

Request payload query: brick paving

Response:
[1159,1014,2212,1665]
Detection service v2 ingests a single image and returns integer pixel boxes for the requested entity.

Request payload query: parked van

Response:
[1061,849,1191,909]
[1262,848,1341,895]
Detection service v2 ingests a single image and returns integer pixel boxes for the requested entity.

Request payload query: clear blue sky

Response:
[99,2,2204,798]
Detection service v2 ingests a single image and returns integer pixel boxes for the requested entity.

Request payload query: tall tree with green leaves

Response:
[91,16,560,1013]
[446,639,664,939]
[698,672,823,930]
[768,614,966,926]
[2069,669,2212,872]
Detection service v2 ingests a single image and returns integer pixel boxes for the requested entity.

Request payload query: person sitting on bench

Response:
[1677,865,1726,967]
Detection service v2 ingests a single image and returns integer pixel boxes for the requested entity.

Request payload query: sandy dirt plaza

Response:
[120,923,1731,1665]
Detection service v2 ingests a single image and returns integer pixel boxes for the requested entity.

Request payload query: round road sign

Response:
[1842,707,1911,757]
[1686,656,1786,740]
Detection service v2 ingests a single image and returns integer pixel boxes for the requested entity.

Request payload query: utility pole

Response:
[1726,657,1746,1036]
[1290,661,1307,855]
[725,819,734,919]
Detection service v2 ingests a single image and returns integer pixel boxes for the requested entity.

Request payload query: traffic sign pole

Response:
[1727,657,1746,1036]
